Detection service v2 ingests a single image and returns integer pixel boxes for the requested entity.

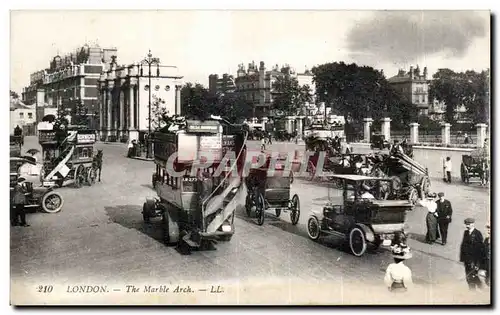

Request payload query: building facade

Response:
[98,57,183,142]
[208,73,236,95]
[10,100,36,134]
[234,61,315,117]
[21,44,118,128]
[388,65,430,115]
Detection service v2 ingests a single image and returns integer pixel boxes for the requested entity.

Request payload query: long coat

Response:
[436,199,453,222]
[12,183,27,205]
[460,229,484,265]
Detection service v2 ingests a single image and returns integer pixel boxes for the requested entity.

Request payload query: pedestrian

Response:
[11,177,29,227]
[419,193,438,244]
[459,218,484,290]
[436,192,453,245]
[384,243,413,292]
[267,132,272,145]
[480,223,490,287]
[127,139,134,158]
[443,157,452,183]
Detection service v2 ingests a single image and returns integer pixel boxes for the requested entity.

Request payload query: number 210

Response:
[37,285,53,293]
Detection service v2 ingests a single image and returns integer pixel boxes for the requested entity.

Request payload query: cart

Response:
[369,152,430,206]
[245,155,300,226]
[461,151,488,184]
[39,128,97,188]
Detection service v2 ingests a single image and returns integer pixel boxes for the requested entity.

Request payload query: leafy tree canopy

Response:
[271,75,313,117]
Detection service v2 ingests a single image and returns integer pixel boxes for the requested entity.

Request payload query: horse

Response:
[92,150,103,182]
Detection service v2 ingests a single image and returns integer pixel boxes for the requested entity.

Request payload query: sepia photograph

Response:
[8,7,491,306]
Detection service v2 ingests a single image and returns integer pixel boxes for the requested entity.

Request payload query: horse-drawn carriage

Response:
[460,148,489,184]
[368,152,430,205]
[39,127,99,188]
[245,154,300,226]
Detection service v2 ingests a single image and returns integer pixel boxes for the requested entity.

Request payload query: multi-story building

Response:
[98,56,183,142]
[388,65,430,115]
[234,61,315,117]
[10,98,36,134]
[21,44,118,128]
[208,73,236,95]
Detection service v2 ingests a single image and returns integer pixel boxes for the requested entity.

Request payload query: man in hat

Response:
[459,218,484,290]
[436,192,453,245]
[419,193,438,244]
[11,177,29,227]
[384,243,413,292]
[443,157,452,183]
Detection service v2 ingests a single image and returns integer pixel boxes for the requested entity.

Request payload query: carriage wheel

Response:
[88,167,97,185]
[419,176,431,199]
[142,199,155,223]
[307,216,321,241]
[74,165,85,188]
[255,193,265,226]
[349,227,367,257]
[289,194,300,225]
[245,191,254,217]
[408,187,419,206]
[460,163,469,184]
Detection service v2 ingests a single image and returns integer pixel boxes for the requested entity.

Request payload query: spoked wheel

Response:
[74,165,85,188]
[87,167,97,185]
[41,191,64,213]
[349,227,367,257]
[307,216,321,241]
[142,199,155,223]
[408,187,419,206]
[255,193,265,226]
[289,194,300,225]
[245,191,254,217]
[420,176,431,199]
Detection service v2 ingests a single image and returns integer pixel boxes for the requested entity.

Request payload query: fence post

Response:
[441,123,451,145]
[382,117,391,142]
[409,122,419,144]
[363,118,373,143]
[476,123,488,148]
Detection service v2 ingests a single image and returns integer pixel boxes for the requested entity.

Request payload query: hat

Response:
[391,244,412,260]
[17,177,26,183]
[438,192,444,197]
[427,192,437,199]
[464,218,475,224]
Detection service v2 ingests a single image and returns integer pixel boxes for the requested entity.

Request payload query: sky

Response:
[10,10,490,94]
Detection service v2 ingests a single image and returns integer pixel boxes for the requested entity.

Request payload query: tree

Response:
[213,92,254,123]
[272,75,313,117]
[181,83,213,120]
[76,47,89,64]
[148,95,171,130]
[10,90,19,99]
[312,62,396,126]
[71,100,89,127]
[429,68,489,123]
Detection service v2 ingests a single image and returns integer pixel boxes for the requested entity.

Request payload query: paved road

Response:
[10,137,490,304]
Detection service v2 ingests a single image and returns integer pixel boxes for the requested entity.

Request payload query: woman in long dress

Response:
[419,193,438,244]
[384,244,413,292]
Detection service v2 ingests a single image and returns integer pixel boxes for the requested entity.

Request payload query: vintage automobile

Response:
[306,174,412,257]
[10,156,64,214]
[370,133,390,150]
[245,155,300,226]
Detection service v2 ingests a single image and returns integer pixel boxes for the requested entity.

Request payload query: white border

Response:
[3,1,498,313]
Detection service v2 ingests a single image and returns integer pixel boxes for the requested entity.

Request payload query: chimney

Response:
[423,67,428,79]
[409,66,414,79]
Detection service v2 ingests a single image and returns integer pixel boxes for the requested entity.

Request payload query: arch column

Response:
[106,84,114,137]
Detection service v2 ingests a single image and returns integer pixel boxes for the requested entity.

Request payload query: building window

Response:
[28,113,33,119]
[84,65,103,74]
[84,87,98,98]
[19,112,24,118]
[84,78,99,86]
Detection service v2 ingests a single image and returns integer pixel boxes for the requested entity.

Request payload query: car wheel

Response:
[307,216,321,241]
[349,227,367,257]
[41,191,64,213]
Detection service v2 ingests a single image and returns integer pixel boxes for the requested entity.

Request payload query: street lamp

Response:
[141,50,160,159]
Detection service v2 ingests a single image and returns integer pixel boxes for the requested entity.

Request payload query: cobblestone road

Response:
[10,137,490,304]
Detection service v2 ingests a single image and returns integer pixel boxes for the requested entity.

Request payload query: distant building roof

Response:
[10,99,34,111]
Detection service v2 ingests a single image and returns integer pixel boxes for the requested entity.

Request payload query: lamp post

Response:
[141,50,160,159]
